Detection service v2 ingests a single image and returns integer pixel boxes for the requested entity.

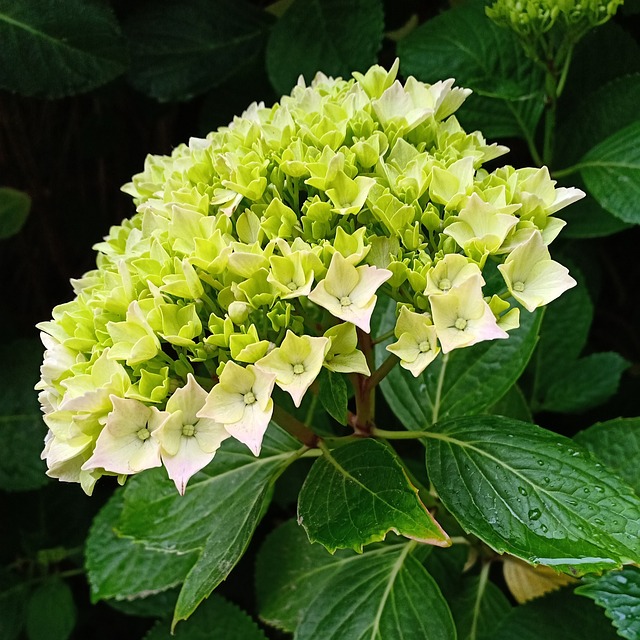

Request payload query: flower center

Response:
[454,317,468,331]
[438,278,451,291]
[244,391,256,405]
[182,424,196,437]
[340,296,352,307]
[418,340,431,353]
[136,427,150,441]
[293,363,305,375]
[512,280,525,292]
[287,281,298,291]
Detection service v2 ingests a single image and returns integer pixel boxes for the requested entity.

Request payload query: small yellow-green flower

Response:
[256,331,330,407]
[443,193,520,264]
[198,362,276,456]
[323,323,370,375]
[424,253,483,297]
[156,374,230,495]
[308,251,392,332]
[498,230,576,312]
[82,395,165,476]
[387,307,440,377]
[430,276,508,353]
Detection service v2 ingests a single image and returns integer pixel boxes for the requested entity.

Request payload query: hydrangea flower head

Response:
[36,60,583,493]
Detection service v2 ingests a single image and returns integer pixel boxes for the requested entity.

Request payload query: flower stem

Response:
[272,404,318,448]
[367,353,399,390]
[372,329,395,345]
[371,427,428,440]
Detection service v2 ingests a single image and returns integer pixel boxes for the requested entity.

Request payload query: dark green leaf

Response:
[85,490,196,603]
[426,415,640,574]
[117,424,300,626]
[449,575,512,640]
[535,271,592,370]
[145,595,267,640]
[558,70,640,166]
[488,385,532,423]
[106,590,179,619]
[0,0,126,97]
[374,297,542,430]
[296,543,456,640]
[0,339,48,492]
[557,179,632,239]
[580,120,640,224]
[266,0,384,95]
[576,567,640,640]
[25,579,75,640]
[256,519,352,633]
[539,352,629,414]
[398,0,544,140]
[423,544,468,600]
[298,439,449,552]
[0,571,27,640]
[0,187,30,239]
[492,588,618,640]
[125,0,272,102]
[318,368,348,425]
[528,274,628,413]
[575,418,640,495]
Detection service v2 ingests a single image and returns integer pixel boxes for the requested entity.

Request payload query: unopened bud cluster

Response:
[487,0,623,58]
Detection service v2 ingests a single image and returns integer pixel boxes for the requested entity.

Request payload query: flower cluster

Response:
[36,60,582,494]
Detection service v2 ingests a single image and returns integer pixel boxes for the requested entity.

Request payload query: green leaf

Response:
[535,271,592,370]
[125,0,272,102]
[423,544,468,600]
[25,579,75,640]
[488,385,532,423]
[528,276,629,413]
[557,73,640,167]
[256,519,352,632]
[257,520,455,638]
[85,490,197,603]
[266,0,384,95]
[0,571,27,640]
[374,298,542,430]
[556,186,632,239]
[296,542,456,640]
[575,567,640,640]
[492,588,618,640]
[449,575,512,640]
[106,590,179,619]
[560,23,640,122]
[538,352,629,414]
[0,187,30,239]
[580,120,640,224]
[318,368,348,425]
[298,439,449,553]
[117,424,300,626]
[575,418,640,495]
[0,339,48,492]
[0,0,127,97]
[145,595,267,640]
[426,415,640,574]
[398,0,544,140]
